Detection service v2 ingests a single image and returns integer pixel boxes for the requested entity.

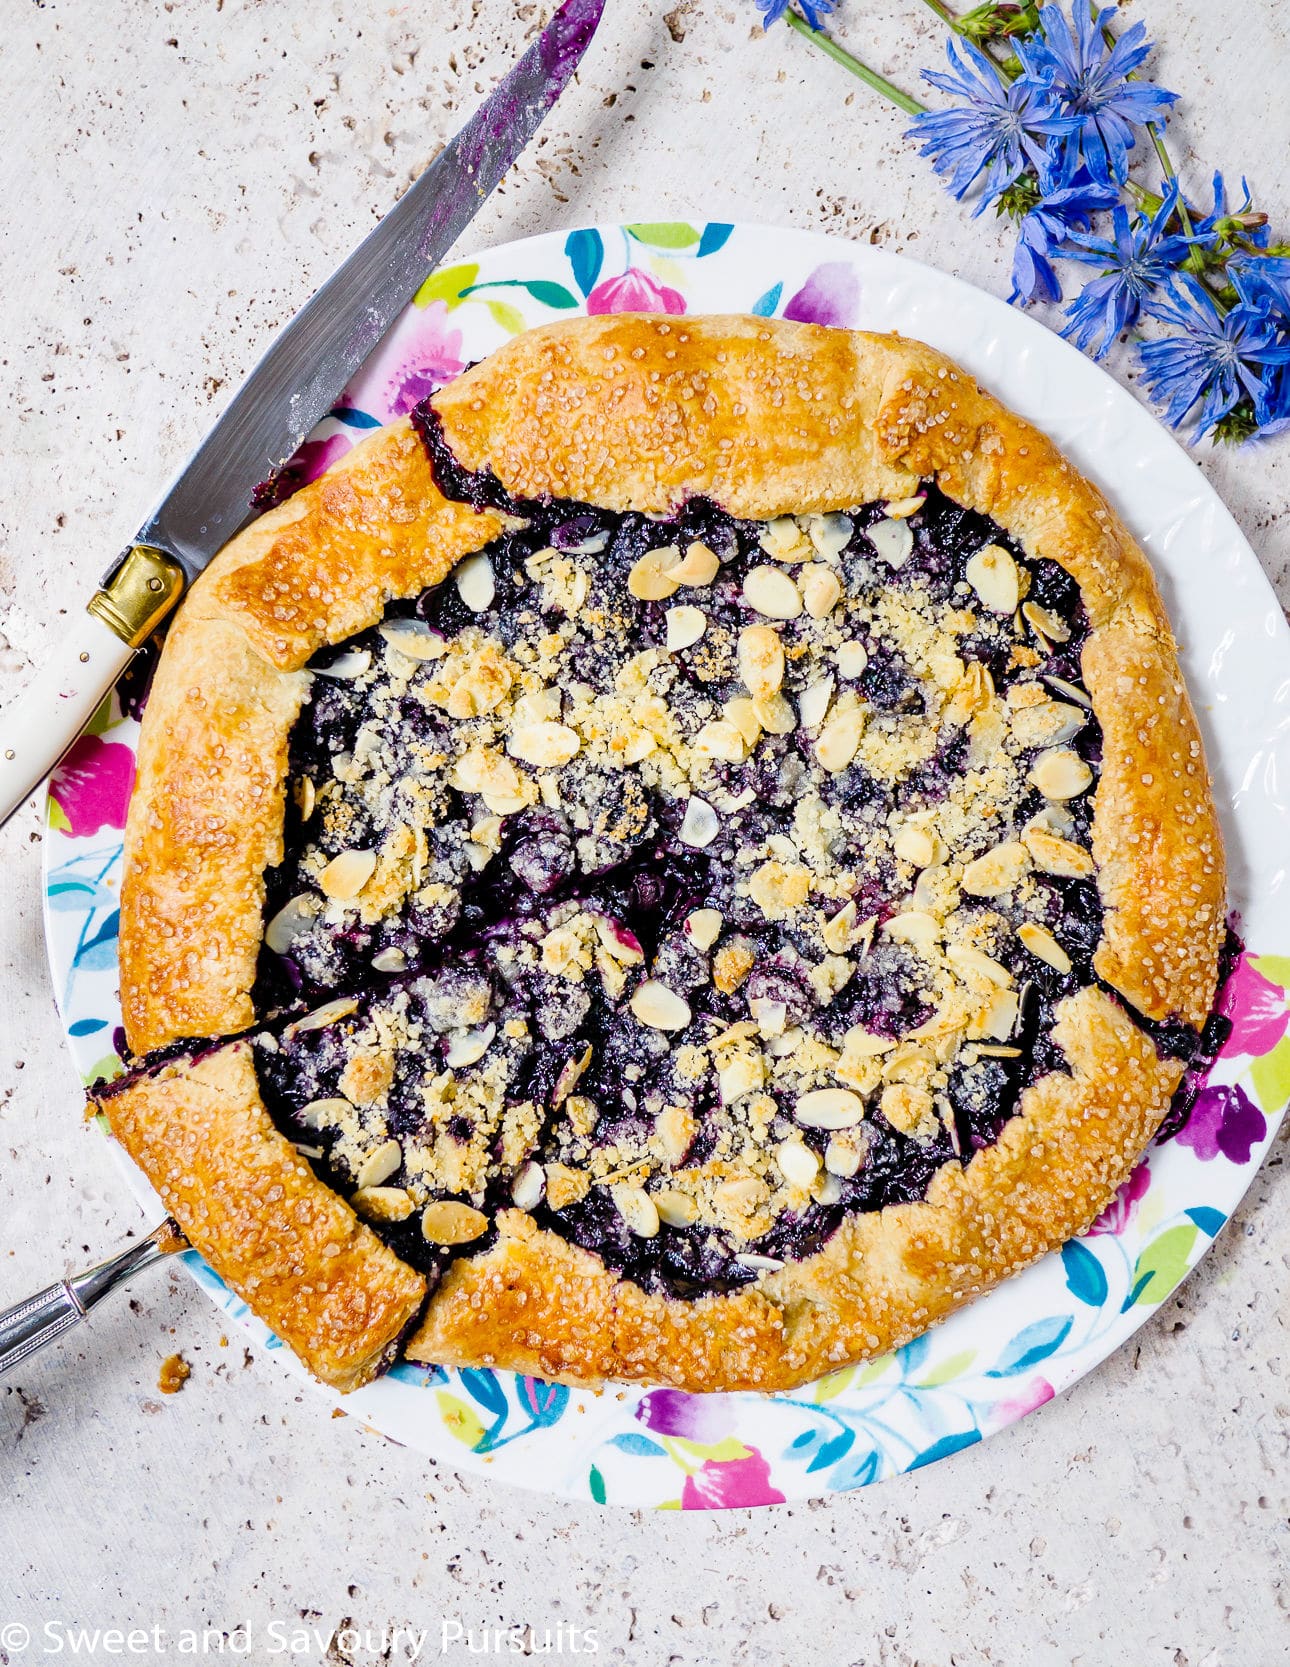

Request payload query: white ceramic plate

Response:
[43,222,1290,1508]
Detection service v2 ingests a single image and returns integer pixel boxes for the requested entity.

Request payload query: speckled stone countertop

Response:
[0,2,1287,1661]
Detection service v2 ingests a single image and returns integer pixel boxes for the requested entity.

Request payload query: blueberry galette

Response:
[102,316,1225,1393]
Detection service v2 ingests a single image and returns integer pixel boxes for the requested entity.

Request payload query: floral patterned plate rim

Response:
[43,222,1290,1509]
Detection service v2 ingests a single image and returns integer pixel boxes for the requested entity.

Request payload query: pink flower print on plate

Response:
[1085,1159,1150,1235]
[680,1449,786,1511]
[1219,954,1289,1058]
[50,734,135,837]
[586,268,686,316]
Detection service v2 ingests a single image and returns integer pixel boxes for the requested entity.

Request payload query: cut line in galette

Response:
[101,317,1225,1393]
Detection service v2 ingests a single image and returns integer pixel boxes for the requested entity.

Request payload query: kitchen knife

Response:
[0,0,604,829]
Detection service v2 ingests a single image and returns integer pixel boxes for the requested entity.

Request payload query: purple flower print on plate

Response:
[1177,1083,1266,1165]
[783,261,861,328]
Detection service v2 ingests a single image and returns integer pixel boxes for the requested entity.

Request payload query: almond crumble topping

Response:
[252,483,1109,1297]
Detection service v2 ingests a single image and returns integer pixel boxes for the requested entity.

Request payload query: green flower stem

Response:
[784,10,927,116]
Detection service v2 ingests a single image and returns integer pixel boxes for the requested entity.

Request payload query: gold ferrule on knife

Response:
[87,545,186,649]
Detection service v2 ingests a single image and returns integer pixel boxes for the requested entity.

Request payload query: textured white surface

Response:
[1,0,1288,1658]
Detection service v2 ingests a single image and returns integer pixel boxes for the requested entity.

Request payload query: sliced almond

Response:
[630,980,692,1032]
[669,540,720,586]
[1029,748,1093,801]
[719,1051,765,1105]
[796,1087,867,1130]
[965,543,1022,615]
[613,1184,660,1239]
[654,1189,698,1227]
[797,674,836,731]
[754,693,796,734]
[1022,826,1096,878]
[510,1160,545,1211]
[946,943,1013,987]
[800,563,843,620]
[693,718,749,763]
[1022,600,1072,645]
[445,1022,497,1068]
[816,708,865,773]
[883,910,941,948]
[1018,921,1073,974]
[265,894,316,955]
[738,623,785,699]
[735,1251,787,1273]
[421,1201,489,1245]
[379,618,447,661]
[961,840,1031,898]
[298,1096,353,1130]
[806,512,853,560]
[665,604,707,651]
[312,648,371,681]
[884,494,926,518]
[1042,674,1092,709]
[750,996,788,1039]
[371,945,408,973]
[319,847,377,901]
[777,1138,821,1189]
[825,1133,864,1178]
[289,997,359,1035]
[508,720,581,768]
[356,1139,403,1190]
[821,900,858,955]
[725,696,764,748]
[628,546,682,601]
[836,640,869,680]
[867,517,914,569]
[759,515,812,563]
[743,564,802,620]
[454,553,495,613]
[892,823,943,869]
[352,1186,415,1224]
[293,776,316,820]
[552,1044,593,1107]
[678,796,720,848]
[685,908,723,951]
[1009,700,1086,750]
[973,986,1021,1042]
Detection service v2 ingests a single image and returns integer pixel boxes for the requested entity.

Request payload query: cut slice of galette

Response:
[101,316,1225,1393]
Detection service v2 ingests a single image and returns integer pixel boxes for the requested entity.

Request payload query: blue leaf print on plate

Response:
[986,1315,1073,1376]
[565,228,604,297]
[1061,1239,1109,1306]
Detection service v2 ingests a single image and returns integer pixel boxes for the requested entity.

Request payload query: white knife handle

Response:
[0,545,185,828]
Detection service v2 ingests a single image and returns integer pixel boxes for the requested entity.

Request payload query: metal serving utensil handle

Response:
[0,1220,185,1377]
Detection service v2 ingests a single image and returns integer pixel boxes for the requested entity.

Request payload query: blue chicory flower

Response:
[1058,188,1190,356]
[911,36,1067,214]
[754,0,836,28]
[1139,274,1290,437]
[1185,172,1269,257]
[1021,3,1178,185]
[1009,167,1120,304]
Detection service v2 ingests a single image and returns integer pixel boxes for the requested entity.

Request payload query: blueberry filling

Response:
[170,435,1214,1301]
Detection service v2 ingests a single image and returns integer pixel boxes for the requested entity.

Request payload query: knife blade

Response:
[0,0,604,829]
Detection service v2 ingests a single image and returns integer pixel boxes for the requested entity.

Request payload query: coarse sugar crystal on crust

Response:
[100,316,1226,1393]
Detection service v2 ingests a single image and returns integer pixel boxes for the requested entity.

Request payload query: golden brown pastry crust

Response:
[114,315,1226,1394]
[101,1045,425,1392]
